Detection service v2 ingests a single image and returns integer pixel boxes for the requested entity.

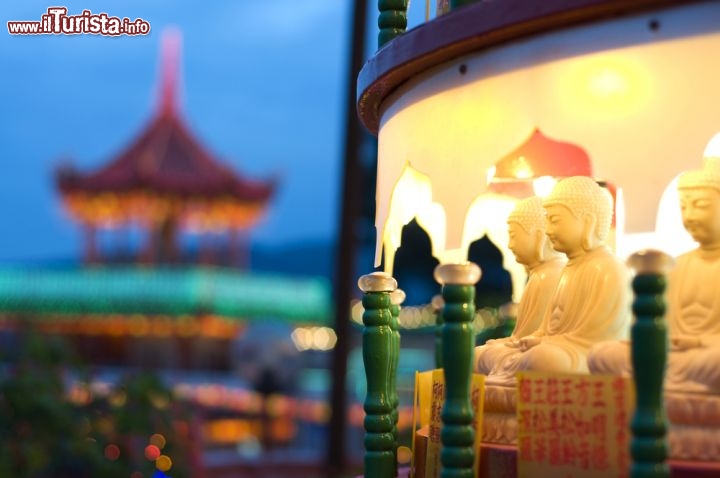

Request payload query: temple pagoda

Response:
[56,29,275,267]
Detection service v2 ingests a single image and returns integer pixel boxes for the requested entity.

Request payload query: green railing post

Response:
[378,0,409,48]
[359,272,398,478]
[432,294,445,369]
[434,262,481,478]
[389,288,405,476]
[449,0,478,10]
[628,250,673,478]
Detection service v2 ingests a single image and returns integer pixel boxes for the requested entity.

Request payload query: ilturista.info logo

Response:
[7,7,150,36]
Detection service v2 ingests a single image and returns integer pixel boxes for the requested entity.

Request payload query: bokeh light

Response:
[156,455,172,472]
[398,446,413,464]
[150,433,167,449]
[104,444,120,461]
[145,444,161,461]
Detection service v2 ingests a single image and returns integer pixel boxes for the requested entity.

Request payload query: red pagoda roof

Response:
[492,128,593,180]
[57,113,275,202]
[57,29,275,204]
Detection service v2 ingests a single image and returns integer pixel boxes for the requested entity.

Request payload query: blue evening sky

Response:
[0,1,426,262]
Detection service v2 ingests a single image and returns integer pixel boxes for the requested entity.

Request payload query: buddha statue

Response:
[589,159,720,393]
[474,196,565,376]
[481,176,631,387]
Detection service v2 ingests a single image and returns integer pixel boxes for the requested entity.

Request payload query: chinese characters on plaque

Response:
[516,371,634,478]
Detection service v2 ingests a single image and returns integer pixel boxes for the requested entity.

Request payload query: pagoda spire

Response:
[158,27,182,117]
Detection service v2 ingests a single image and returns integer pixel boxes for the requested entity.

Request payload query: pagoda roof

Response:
[57,113,275,202]
[57,29,275,204]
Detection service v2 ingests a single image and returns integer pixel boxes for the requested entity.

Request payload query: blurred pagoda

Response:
[56,29,275,267]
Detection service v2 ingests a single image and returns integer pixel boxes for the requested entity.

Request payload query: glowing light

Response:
[532,176,557,198]
[588,68,628,97]
[151,317,174,337]
[265,394,285,417]
[556,54,653,119]
[378,163,442,272]
[156,455,172,472]
[149,393,170,410]
[312,326,335,350]
[145,444,161,461]
[149,433,167,449]
[703,132,720,159]
[291,326,337,351]
[291,327,310,351]
[97,417,114,435]
[512,156,533,179]
[397,446,413,464]
[129,314,151,336]
[486,165,496,184]
[270,418,297,442]
[109,391,127,408]
[104,444,120,461]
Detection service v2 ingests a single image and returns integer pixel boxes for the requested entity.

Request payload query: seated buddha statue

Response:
[474,196,565,376]
[589,160,720,393]
[481,176,631,387]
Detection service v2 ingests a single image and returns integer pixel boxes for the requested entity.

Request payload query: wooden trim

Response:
[357,0,708,133]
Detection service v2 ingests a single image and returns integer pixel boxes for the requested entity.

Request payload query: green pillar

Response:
[432,294,445,369]
[359,272,398,478]
[389,288,405,476]
[628,250,673,478]
[434,262,481,478]
[378,0,408,48]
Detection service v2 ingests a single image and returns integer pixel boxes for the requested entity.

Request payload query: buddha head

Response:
[507,196,561,268]
[542,177,613,258]
[677,159,720,248]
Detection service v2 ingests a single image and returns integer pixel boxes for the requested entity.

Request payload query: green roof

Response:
[0,266,332,325]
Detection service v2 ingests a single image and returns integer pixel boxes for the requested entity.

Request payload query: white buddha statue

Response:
[474,196,565,376]
[483,176,631,386]
[589,159,720,393]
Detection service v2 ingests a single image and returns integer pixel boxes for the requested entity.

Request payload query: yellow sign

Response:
[411,369,485,478]
[516,371,634,478]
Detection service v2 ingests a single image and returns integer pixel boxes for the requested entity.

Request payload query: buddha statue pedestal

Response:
[666,391,720,461]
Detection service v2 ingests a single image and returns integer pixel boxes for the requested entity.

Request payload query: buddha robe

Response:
[589,248,720,392]
[487,246,631,387]
[474,256,564,375]
[672,249,720,390]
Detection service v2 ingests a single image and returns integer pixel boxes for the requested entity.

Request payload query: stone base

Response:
[412,425,720,478]
[666,391,720,461]
[482,385,518,445]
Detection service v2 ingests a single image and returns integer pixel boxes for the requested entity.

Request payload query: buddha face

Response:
[544,204,585,258]
[507,221,539,267]
[679,187,720,247]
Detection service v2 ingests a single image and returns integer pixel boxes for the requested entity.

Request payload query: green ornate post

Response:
[432,294,445,369]
[389,288,405,476]
[628,250,673,478]
[359,272,397,478]
[378,0,408,48]
[434,262,482,478]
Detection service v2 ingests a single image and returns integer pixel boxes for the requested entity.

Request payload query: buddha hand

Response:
[504,338,520,348]
[518,335,542,351]
[670,334,702,351]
